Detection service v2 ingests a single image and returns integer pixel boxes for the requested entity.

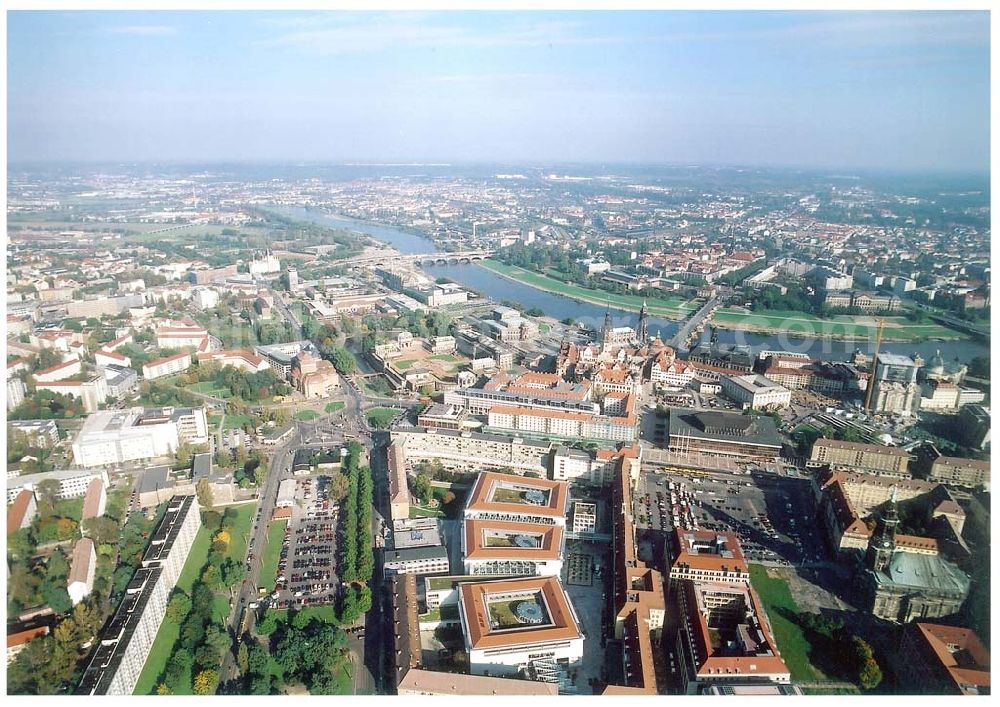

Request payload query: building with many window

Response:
[142,352,192,380]
[674,578,791,693]
[458,576,585,677]
[71,407,207,468]
[76,495,200,695]
[720,374,791,410]
[464,472,568,526]
[666,409,782,460]
[808,438,911,478]
[6,468,110,504]
[667,530,749,592]
[462,518,565,577]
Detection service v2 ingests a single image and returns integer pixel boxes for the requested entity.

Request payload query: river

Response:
[278,206,990,364]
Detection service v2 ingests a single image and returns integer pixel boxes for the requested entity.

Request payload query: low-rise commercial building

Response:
[385,517,450,576]
[464,471,568,526]
[720,374,791,410]
[462,518,564,577]
[458,575,584,677]
[666,409,782,460]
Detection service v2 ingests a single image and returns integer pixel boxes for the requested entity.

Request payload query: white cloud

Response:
[260,14,626,55]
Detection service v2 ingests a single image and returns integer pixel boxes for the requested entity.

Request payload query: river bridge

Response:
[337,249,494,268]
[667,297,721,351]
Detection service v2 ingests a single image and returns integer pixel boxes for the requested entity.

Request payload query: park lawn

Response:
[223,503,255,563]
[748,565,827,683]
[429,354,457,362]
[394,359,416,370]
[259,520,288,591]
[295,409,320,421]
[52,497,84,522]
[366,408,399,428]
[480,259,697,318]
[712,309,963,341]
[133,505,254,694]
[538,323,551,334]
[325,401,346,414]
[328,658,353,695]
[409,505,444,519]
[185,381,232,398]
[224,413,254,431]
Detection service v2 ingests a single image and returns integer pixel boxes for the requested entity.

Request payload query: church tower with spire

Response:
[865,487,900,573]
[601,303,613,352]
[637,299,649,343]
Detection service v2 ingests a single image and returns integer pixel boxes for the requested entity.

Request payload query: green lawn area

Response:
[748,565,827,683]
[394,359,416,370]
[132,504,255,695]
[538,323,551,334]
[480,259,698,319]
[409,505,444,519]
[185,380,232,398]
[712,308,963,341]
[52,497,84,522]
[223,413,253,431]
[259,520,287,592]
[295,409,320,421]
[429,354,457,362]
[324,401,346,414]
[366,407,400,429]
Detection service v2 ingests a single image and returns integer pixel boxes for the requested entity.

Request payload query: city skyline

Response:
[8,10,991,171]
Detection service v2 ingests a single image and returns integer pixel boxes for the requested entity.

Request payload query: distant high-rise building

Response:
[286,267,298,292]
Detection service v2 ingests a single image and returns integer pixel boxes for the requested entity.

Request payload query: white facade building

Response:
[720,374,791,410]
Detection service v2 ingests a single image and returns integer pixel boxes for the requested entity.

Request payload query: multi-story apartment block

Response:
[76,495,200,695]
[142,352,192,380]
[808,438,911,478]
[6,468,110,504]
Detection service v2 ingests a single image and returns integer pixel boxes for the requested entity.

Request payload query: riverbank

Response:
[710,308,966,342]
[478,259,697,320]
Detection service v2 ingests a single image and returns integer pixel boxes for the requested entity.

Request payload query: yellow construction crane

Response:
[863,317,885,413]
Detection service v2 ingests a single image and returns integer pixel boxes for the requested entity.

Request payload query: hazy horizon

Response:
[8,10,990,171]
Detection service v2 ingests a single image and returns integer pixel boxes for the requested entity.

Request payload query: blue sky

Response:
[7,10,990,171]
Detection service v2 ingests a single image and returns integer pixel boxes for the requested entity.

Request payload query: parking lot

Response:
[635,469,827,567]
[273,476,340,609]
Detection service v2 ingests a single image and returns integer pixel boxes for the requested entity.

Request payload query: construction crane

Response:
[863,317,885,413]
